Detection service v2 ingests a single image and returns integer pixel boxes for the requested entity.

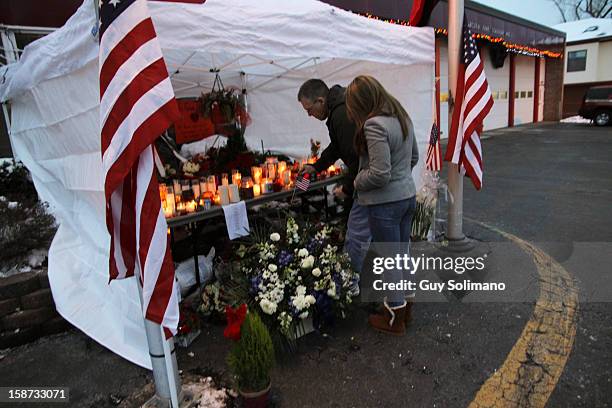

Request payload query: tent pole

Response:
[446,0,465,242]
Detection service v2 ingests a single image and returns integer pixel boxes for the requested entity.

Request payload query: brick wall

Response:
[544,45,566,121]
[0,270,71,349]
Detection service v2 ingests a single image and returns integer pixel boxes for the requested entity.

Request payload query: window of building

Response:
[527,91,533,98]
[567,50,587,72]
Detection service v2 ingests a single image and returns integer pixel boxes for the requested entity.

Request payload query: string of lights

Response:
[359,13,563,59]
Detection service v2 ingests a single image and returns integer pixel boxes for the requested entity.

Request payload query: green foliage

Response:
[0,160,39,206]
[0,161,56,272]
[227,312,275,392]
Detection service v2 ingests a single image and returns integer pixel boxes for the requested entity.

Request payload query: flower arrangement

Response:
[411,170,440,241]
[226,306,275,397]
[229,216,359,338]
[200,281,227,317]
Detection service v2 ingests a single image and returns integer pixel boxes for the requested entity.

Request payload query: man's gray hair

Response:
[297,79,329,102]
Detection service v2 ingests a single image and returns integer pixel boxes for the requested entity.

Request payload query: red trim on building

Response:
[435,39,441,127]
[533,57,541,123]
[508,53,516,127]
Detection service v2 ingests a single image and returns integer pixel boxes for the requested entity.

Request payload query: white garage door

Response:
[514,55,536,126]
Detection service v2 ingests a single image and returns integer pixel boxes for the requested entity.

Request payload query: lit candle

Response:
[283,170,291,186]
[253,183,261,197]
[199,177,207,194]
[186,200,197,213]
[221,173,229,186]
[213,192,221,206]
[166,186,176,216]
[278,161,287,174]
[328,165,336,176]
[232,172,242,186]
[267,163,276,180]
[172,179,181,197]
[207,175,216,193]
[218,185,230,205]
[251,166,263,184]
[192,180,200,199]
[229,184,240,203]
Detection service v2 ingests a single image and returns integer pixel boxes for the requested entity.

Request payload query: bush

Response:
[227,312,274,392]
[0,160,56,274]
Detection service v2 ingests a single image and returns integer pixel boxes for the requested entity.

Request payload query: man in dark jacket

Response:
[298,79,370,274]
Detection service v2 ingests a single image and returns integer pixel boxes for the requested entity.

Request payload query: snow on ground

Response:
[183,377,234,408]
[561,116,592,124]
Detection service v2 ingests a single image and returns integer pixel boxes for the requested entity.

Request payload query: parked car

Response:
[578,85,612,126]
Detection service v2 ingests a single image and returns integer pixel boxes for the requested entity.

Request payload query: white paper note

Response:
[222,200,250,240]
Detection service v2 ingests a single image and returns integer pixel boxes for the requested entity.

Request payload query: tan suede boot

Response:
[368,300,407,336]
[375,297,414,325]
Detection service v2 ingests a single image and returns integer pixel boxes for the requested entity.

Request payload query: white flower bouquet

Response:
[227,216,359,338]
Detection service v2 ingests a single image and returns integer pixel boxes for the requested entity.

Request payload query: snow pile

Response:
[561,115,592,124]
[183,377,234,408]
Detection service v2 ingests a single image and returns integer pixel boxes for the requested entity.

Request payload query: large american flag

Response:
[444,21,493,190]
[99,0,181,335]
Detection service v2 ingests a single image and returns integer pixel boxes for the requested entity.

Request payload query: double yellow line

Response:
[467,221,579,408]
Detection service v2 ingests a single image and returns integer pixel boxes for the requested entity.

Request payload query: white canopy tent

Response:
[0,0,434,368]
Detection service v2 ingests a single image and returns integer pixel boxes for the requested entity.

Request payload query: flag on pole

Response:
[99,0,181,335]
[425,122,442,171]
[444,20,493,190]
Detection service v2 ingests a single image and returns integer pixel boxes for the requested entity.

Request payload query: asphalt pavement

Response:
[0,122,610,407]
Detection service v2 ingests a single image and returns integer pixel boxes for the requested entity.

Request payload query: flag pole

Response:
[446,0,466,242]
[91,0,183,405]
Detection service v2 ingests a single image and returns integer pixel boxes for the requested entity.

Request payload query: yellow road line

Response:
[466,221,579,408]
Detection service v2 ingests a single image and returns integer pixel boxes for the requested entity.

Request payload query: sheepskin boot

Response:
[368,300,407,335]
[374,296,414,325]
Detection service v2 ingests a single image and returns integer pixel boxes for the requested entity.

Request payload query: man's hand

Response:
[333,185,347,200]
[300,164,316,176]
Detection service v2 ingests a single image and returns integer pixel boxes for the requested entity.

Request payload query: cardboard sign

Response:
[174,99,215,144]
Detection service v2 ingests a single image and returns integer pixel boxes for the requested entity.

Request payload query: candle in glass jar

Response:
[232,172,242,186]
[229,184,240,203]
[213,192,221,206]
[221,173,229,186]
[277,161,287,174]
[166,186,176,216]
[251,166,263,184]
[253,183,261,197]
[267,163,276,180]
[186,200,197,213]
[282,170,291,186]
[199,177,207,194]
[191,180,200,199]
[218,185,230,205]
[207,175,216,193]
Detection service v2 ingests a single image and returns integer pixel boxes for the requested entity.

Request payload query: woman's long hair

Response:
[345,75,412,154]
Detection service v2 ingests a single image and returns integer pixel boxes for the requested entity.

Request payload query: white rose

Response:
[298,248,309,258]
[305,295,316,305]
[301,255,315,269]
[327,283,337,298]
[259,299,277,315]
[268,264,278,272]
[270,233,281,242]
[312,267,321,277]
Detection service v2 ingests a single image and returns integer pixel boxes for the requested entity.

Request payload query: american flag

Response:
[99,0,181,336]
[295,174,311,191]
[444,21,493,190]
[426,123,442,171]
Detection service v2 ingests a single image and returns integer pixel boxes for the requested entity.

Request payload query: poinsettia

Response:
[224,304,248,341]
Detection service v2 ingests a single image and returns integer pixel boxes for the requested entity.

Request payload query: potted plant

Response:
[225,304,275,408]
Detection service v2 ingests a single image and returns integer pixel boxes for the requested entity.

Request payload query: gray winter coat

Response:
[354,115,418,206]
